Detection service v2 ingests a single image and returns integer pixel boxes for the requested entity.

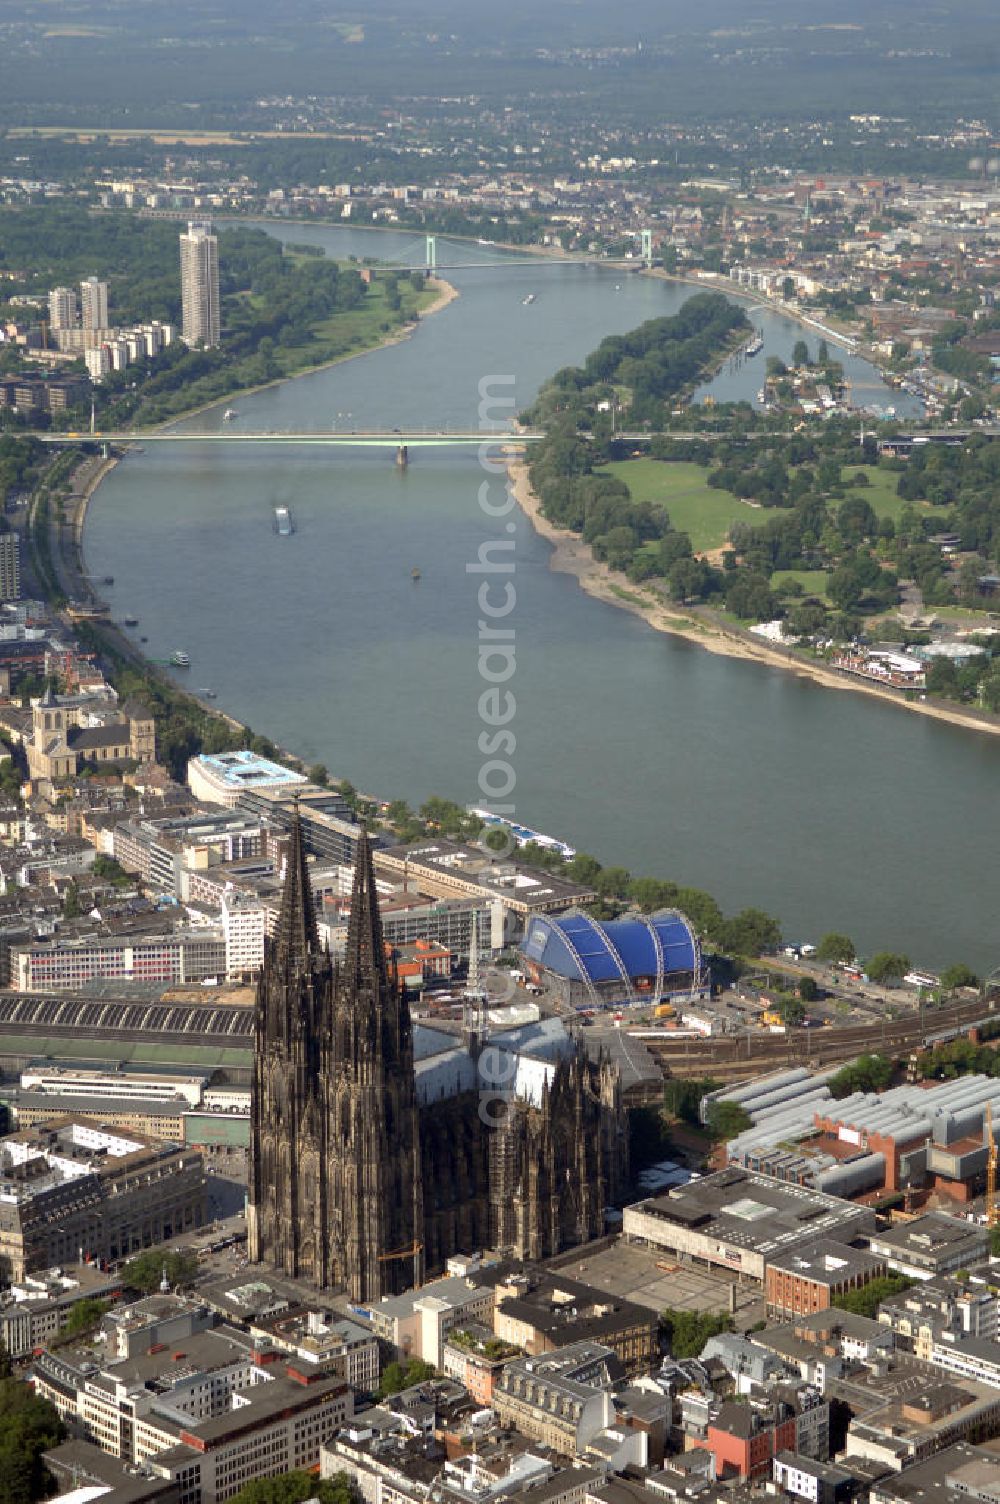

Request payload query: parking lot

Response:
[565,1240,765,1325]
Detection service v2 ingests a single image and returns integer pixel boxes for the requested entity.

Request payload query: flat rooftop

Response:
[381,839,596,911]
[768,1238,884,1283]
[869,1442,1000,1504]
[632,1168,872,1258]
[871,1213,989,1259]
[190,751,307,791]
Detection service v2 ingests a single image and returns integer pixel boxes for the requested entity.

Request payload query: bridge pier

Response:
[396,444,409,469]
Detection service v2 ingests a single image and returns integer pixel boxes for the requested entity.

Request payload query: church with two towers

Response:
[248,820,628,1302]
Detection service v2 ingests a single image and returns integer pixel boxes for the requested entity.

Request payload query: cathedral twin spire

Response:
[342,824,390,996]
[272,806,319,976]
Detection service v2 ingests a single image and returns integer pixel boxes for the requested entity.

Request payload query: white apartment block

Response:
[221,889,266,979]
[48,287,78,330]
[32,1329,352,1504]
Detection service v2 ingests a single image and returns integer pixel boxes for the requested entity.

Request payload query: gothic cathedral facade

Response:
[248,821,627,1302]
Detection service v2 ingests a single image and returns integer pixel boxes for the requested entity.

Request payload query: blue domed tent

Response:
[520,910,707,1010]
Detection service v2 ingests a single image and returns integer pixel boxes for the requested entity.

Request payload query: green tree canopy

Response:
[705,1099,753,1141]
[829,1053,894,1098]
[63,1298,112,1338]
[0,1378,64,1504]
[123,1250,198,1294]
[660,1308,733,1358]
[377,1359,435,1398]
[939,963,979,992]
[817,932,856,964]
[833,1273,912,1319]
[228,1471,358,1504]
[867,952,910,988]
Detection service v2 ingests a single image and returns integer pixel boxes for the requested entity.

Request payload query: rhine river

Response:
[85,225,998,972]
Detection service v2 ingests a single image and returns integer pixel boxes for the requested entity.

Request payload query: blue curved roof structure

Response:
[521,910,702,1005]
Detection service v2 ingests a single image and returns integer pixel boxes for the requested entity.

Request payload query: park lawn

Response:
[605,458,791,553]
[843,465,949,524]
[272,277,434,376]
[771,569,830,602]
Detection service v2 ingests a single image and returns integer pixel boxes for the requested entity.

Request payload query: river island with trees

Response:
[520,295,1000,723]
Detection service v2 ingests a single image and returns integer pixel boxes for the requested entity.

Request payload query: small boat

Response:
[745,334,764,357]
[223,408,239,422]
[411,567,422,581]
[274,505,294,536]
[170,650,190,668]
[200,688,217,699]
[103,575,114,585]
[123,615,138,626]
[139,636,148,643]
[522,293,536,306]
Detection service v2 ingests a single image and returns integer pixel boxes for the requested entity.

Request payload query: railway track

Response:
[636,996,995,1080]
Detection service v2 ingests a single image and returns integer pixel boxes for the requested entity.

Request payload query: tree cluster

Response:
[660,1307,733,1359]
[828,1053,894,1099]
[0,1378,64,1504]
[123,1249,199,1294]
[832,1273,913,1320]
[228,1471,357,1504]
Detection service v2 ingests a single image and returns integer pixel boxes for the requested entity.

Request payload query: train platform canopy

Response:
[520,909,706,1006]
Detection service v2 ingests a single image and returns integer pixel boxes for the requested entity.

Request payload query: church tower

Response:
[247,812,331,1284]
[323,830,423,1302]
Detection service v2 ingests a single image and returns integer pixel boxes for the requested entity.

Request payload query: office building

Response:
[866,1214,990,1281]
[179,222,220,348]
[32,1310,352,1504]
[0,1118,205,1280]
[765,1240,886,1320]
[492,1343,619,1455]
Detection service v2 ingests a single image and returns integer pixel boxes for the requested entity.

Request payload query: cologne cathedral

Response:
[248,820,628,1303]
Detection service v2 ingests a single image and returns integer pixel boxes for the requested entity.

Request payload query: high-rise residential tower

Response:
[80,276,109,331]
[179,221,220,348]
[48,287,77,331]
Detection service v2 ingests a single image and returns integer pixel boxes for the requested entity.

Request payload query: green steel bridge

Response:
[31,429,544,448]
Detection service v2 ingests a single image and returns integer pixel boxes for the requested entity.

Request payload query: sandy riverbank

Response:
[507,457,1000,739]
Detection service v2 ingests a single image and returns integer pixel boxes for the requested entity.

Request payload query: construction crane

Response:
[986,1102,998,1229]
[378,1240,424,1262]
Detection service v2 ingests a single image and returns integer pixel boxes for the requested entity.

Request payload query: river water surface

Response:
[85,225,997,971]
